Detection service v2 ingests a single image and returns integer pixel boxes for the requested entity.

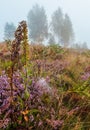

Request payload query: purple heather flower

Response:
[81,72,90,80]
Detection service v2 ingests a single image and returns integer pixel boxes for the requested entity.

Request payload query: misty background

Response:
[0,0,90,47]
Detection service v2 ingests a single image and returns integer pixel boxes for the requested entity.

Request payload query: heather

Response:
[0,21,90,130]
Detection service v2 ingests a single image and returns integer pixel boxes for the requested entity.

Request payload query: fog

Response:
[0,0,90,47]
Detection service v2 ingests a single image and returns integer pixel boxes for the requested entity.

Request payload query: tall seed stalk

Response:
[10,21,25,100]
[5,21,29,125]
[22,21,30,90]
[5,21,24,125]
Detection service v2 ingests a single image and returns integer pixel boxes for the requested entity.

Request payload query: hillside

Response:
[0,42,90,130]
[0,21,90,130]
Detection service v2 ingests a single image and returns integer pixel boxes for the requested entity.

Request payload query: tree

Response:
[71,43,81,50]
[48,33,56,45]
[71,42,88,50]
[82,42,88,50]
[27,4,48,43]
[61,14,74,47]
[51,7,63,44]
[4,22,16,40]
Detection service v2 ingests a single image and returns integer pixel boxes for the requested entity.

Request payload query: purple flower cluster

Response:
[81,72,90,80]
[81,66,90,80]
[0,72,64,129]
[0,73,25,128]
[0,75,11,113]
[46,119,63,130]
[28,77,52,106]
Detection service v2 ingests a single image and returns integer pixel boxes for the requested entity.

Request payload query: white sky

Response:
[0,0,90,47]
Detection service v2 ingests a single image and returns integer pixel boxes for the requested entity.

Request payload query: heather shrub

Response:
[29,43,64,60]
[0,21,90,130]
[0,74,63,129]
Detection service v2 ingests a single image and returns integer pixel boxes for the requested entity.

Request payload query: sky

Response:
[0,0,90,47]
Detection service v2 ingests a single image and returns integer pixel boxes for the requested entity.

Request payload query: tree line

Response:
[4,4,74,47]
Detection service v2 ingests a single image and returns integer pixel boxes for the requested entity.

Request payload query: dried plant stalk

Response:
[22,21,30,89]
